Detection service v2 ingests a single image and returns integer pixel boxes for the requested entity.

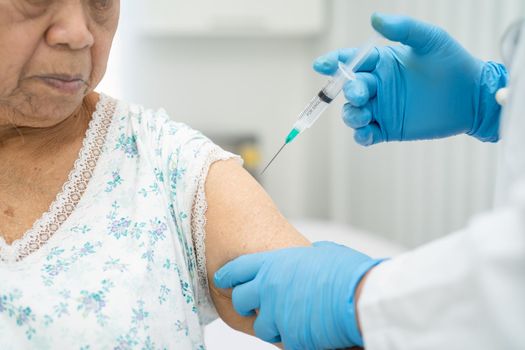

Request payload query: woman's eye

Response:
[25,0,51,7]
[22,0,50,16]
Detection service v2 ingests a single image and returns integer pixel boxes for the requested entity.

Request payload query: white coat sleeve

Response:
[358,189,525,350]
[359,22,525,350]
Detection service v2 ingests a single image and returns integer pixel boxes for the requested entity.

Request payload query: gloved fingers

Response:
[343,73,377,107]
[342,103,373,129]
[313,47,380,76]
[371,12,448,54]
[231,281,260,317]
[214,251,272,289]
[354,122,384,146]
[254,310,281,344]
[313,50,340,75]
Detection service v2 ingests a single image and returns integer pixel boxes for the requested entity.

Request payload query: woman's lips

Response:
[38,75,86,94]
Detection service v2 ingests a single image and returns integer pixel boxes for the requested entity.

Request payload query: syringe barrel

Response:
[292,94,330,132]
[322,69,348,100]
[292,70,346,133]
[291,34,380,138]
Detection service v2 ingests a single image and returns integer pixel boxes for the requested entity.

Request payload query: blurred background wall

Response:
[99,0,524,248]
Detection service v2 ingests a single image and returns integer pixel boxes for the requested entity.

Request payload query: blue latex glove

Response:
[314,13,508,146]
[214,241,384,350]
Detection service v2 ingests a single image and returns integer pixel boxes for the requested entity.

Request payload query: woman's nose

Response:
[45,3,95,51]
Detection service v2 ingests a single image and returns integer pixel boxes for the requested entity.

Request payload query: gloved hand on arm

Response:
[214,241,384,350]
[313,13,508,146]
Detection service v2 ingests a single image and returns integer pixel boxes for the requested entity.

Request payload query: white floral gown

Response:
[0,94,237,349]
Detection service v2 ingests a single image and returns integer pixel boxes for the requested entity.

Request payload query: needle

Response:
[260,143,287,175]
[259,34,382,177]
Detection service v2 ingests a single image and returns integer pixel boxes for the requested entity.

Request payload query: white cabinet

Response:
[138,0,325,37]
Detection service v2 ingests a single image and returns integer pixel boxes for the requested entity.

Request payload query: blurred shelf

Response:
[138,0,326,38]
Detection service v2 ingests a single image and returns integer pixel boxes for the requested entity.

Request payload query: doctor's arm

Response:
[356,201,525,349]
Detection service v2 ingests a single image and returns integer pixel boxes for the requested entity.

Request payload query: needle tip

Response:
[260,143,287,175]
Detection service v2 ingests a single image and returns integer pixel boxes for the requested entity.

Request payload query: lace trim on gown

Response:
[190,147,241,319]
[0,94,117,263]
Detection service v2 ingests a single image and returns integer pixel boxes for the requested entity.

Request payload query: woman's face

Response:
[0,0,120,127]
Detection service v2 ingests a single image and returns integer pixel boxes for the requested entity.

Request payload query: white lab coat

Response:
[358,27,525,349]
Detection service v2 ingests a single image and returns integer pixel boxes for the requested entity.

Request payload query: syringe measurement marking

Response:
[301,96,323,119]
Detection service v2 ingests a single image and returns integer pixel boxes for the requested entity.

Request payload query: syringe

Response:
[261,34,380,174]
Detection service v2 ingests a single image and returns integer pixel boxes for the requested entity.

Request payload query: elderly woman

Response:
[0,1,310,348]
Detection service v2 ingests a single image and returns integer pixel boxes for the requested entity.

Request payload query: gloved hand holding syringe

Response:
[261,33,382,174]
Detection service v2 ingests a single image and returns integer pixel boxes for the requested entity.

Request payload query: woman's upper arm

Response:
[204,159,310,334]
